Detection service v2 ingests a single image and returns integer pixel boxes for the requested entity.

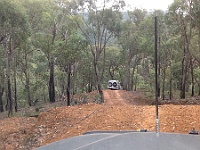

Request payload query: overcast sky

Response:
[124,0,174,10]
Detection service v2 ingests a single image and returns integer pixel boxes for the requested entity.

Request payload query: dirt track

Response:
[0,90,200,149]
[103,90,128,105]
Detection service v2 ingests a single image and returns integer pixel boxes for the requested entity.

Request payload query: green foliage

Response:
[0,0,200,112]
[0,0,31,41]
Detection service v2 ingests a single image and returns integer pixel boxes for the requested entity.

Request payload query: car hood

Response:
[35,131,200,150]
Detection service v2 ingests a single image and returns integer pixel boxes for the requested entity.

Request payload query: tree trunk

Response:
[198,83,200,96]
[24,50,31,106]
[94,64,104,103]
[180,51,187,99]
[13,50,17,111]
[25,73,31,106]
[125,51,133,91]
[72,65,76,95]
[134,75,137,91]
[180,11,192,99]
[94,60,104,103]
[88,66,93,93]
[0,85,4,112]
[48,20,57,103]
[130,67,135,91]
[49,58,55,103]
[5,42,12,117]
[125,61,131,91]
[86,63,92,93]
[92,46,104,103]
[180,28,190,99]
[180,52,189,99]
[61,82,65,101]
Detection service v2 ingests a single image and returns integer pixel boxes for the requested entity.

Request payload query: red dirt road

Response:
[0,90,200,150]
[103,90,129,105]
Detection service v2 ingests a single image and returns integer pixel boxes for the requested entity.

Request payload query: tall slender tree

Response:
[66,0,123,102]
[0,0,30,115]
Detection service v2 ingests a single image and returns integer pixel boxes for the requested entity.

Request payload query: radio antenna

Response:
[155,16,159,134]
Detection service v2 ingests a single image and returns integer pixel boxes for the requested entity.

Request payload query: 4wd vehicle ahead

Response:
[107,80,121,90]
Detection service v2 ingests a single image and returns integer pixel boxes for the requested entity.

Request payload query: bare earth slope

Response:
[0,90,200,150]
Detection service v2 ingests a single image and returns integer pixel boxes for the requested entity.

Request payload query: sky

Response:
[124,0,174,10]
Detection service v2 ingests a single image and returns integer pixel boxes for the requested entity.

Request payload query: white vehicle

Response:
[107,80,121,90]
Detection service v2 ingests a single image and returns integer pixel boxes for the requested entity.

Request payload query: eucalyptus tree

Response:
[55,31,87,105]
[78,51,95,93]
[41,0,89,105]
[194,68,200,96]
[65,0,123,102]
[189,0,200,96]
[0,25,5,112]
[168,0,196,98]
[0,0,30,115]
[191,0,200,63]
[105,46,121,80]
[189,1,200,64]
[12,0,52,105]
[27,0,59,103]
[118,8,147,91]
[0,47,5,112]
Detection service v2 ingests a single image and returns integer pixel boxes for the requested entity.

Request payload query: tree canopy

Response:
[0,0,200,114]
